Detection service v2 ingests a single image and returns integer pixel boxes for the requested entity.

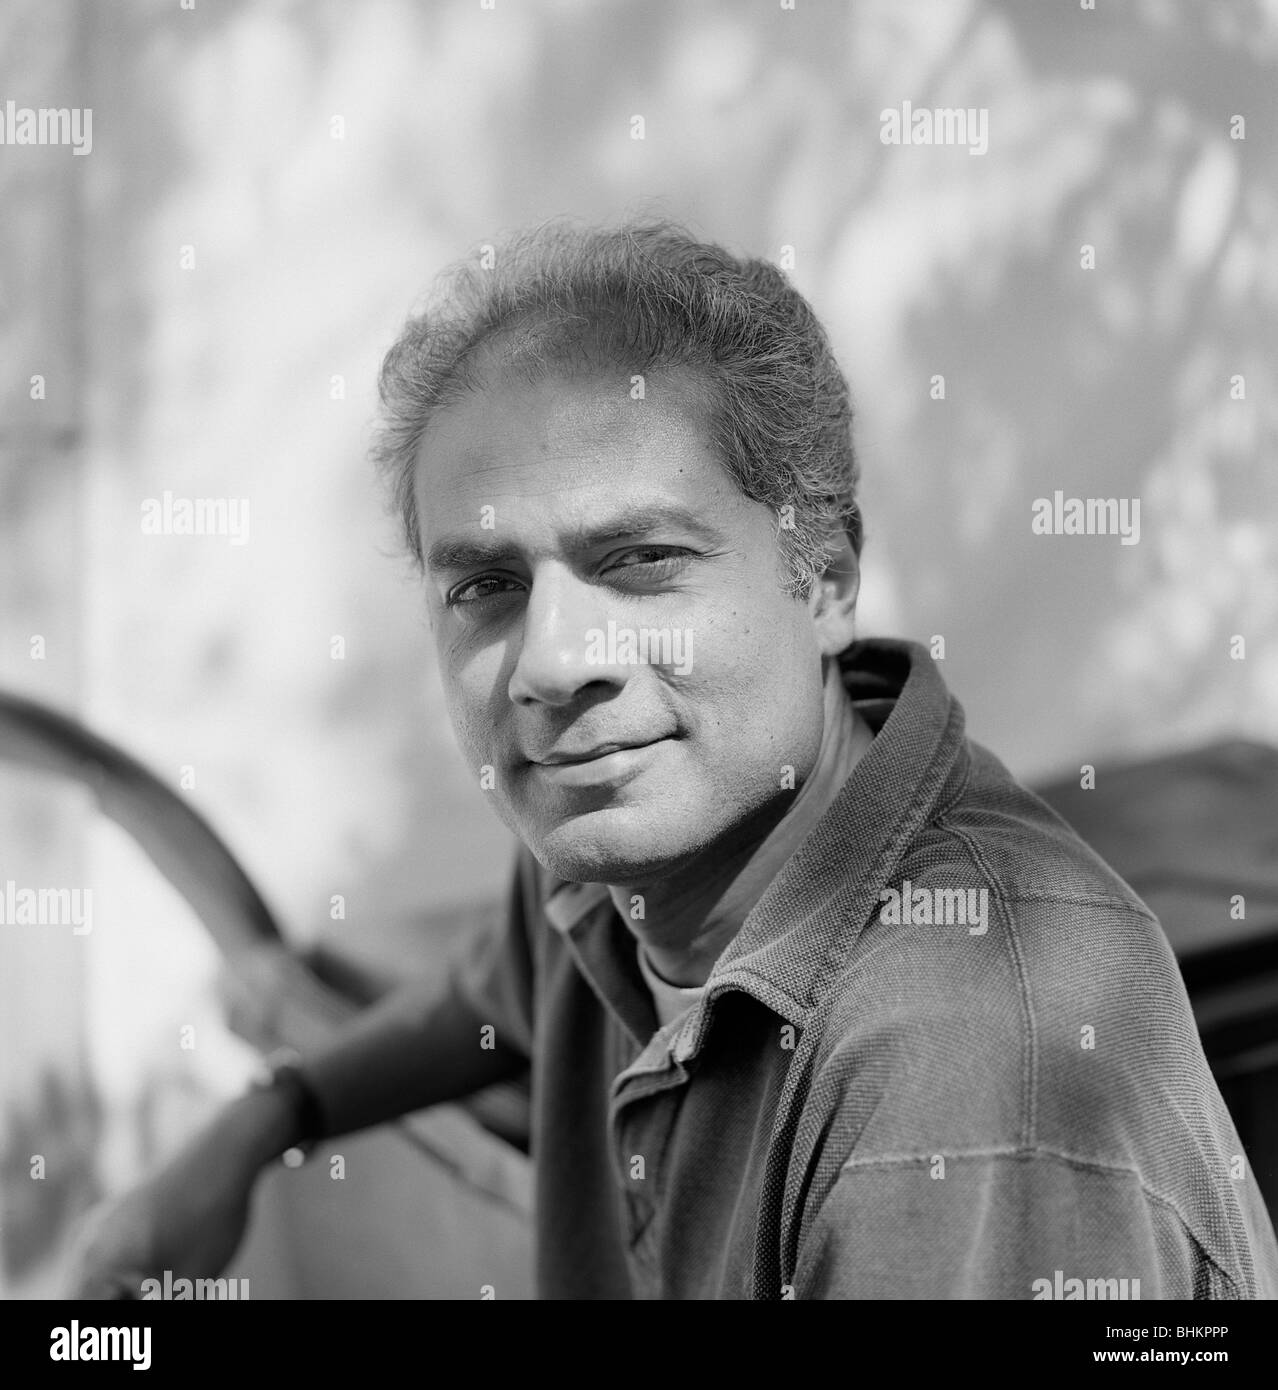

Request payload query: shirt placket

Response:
[607,1010,704,1295]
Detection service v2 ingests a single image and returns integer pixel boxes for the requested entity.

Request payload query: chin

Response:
[527,805,705,885]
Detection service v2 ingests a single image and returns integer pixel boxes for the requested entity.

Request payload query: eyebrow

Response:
[425,503,726,574]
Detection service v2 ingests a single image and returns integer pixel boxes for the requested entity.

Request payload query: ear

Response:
[806,531,860,657]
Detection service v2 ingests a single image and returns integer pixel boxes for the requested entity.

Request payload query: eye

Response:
[446,574,525,608]
[605,547,692,585]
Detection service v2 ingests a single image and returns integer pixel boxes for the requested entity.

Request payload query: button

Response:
[674,1030,695,1063]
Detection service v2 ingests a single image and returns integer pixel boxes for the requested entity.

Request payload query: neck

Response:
[609,660,874,986]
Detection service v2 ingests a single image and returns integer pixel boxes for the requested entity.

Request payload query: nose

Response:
[507,564,632,708]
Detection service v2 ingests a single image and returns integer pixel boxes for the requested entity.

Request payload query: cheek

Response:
[440,647,504,760]
[688,604,815,712]
[722,652,823,781]
[673,658,800,766]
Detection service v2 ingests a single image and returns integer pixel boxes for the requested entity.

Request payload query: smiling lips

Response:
[527,736,671,786]
[533,738,665,766]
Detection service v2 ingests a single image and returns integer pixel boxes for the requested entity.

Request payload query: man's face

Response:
[415,369,832,886]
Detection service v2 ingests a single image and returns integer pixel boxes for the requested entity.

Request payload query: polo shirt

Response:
[447,636,1278,1299]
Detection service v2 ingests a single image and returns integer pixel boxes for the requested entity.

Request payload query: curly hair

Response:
[370,220,861,597]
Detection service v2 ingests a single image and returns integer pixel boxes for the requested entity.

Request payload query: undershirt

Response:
[636,942,706,1029]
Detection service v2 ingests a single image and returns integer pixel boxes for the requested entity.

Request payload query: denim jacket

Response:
[450,638,1278,1299]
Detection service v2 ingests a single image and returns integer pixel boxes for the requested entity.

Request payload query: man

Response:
[76,221,1278,1299]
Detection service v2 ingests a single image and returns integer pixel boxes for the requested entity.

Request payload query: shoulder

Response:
[802,738,1242,1238]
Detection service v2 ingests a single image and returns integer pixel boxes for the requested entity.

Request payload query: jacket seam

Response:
[930,741,972,821]
[992,890,1159,917]
[932,816,1038,1148]
[834,1143,1246,1295]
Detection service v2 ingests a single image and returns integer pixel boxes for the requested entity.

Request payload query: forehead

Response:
[413,371,741,538]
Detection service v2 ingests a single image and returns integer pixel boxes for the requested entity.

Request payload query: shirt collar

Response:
[705,637,969,1027]
[545,879,655,1043]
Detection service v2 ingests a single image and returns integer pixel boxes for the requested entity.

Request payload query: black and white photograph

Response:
[1,0,1276,1348]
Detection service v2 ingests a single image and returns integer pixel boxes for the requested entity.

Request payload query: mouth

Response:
[526,736,673,788]
[533,738,666,767]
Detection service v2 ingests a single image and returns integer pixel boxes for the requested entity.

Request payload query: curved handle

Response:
[0,689,284,955]
[0,688,532,1214]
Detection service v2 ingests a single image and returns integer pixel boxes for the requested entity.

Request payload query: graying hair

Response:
[371,220,861,597]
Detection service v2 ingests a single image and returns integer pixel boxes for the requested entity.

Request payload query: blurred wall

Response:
[2,0,1276,1286]
[5,0,1278,927]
